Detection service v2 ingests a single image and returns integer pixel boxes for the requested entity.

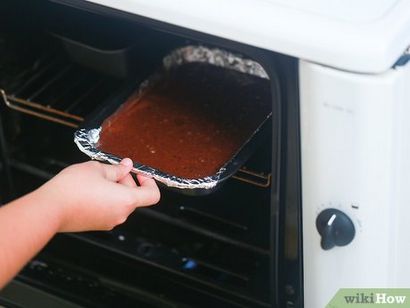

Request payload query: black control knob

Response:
[316,208,355,250]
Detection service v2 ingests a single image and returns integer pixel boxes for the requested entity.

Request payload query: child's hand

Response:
[34,158,160,232]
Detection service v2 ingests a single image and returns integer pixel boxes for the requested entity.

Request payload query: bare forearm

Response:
[0,189,62,288]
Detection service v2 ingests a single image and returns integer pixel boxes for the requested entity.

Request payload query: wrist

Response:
[29,185,65,233]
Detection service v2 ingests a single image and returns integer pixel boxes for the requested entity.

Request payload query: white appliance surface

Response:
[85,0,410,73]
[300,59,410,308]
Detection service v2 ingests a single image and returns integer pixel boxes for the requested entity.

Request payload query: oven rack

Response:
[138,207,270,255]
[1,89,83,128]
[45,233,271,308]
[232,168,271,188]
[0,51,123,128]
[67,228,271,307]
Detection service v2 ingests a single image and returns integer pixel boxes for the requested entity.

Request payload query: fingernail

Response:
[120,158,133,167]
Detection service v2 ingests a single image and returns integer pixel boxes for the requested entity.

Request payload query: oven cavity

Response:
[0,1,285,307]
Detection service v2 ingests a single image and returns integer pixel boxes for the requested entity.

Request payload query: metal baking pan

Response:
[51,31,138,79]
[74,46,273,195]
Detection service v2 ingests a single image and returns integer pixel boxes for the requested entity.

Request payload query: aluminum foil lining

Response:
[74,45,270,190]
[163,46,269,79]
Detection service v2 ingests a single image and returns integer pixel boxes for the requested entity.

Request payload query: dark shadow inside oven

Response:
[0,1,301,308]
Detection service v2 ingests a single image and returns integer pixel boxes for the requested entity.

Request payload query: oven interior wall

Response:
[0,1,302,307]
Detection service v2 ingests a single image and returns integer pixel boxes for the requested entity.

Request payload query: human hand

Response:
[34,158,160,232]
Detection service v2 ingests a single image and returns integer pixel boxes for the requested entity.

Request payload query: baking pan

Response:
[46,6,140,79]
[51,32,138,79]
[74,46,273,195]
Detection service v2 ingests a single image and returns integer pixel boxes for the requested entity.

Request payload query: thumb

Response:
[102,158,133,182]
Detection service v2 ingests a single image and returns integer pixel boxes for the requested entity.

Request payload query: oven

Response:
[0,1,409,308]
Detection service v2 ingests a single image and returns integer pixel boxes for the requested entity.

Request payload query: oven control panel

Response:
[300,59,410,308]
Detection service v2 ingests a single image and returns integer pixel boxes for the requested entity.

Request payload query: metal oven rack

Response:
[0,51,123,128]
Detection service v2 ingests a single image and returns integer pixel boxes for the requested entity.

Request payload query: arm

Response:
[0,158,160,288]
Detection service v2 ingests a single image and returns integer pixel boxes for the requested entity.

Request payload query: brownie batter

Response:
[98,63,271,179]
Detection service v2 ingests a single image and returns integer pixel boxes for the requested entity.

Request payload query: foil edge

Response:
[74,128,221,190]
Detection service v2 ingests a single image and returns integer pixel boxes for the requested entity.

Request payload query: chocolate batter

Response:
[98,63,271,179]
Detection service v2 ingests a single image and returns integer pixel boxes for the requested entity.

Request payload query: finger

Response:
[137,175,160,205]
[125,180,161,207]
[120,158,133,167]
[136,174,156,186]
[118,173,137,187]
[102,158,133,182]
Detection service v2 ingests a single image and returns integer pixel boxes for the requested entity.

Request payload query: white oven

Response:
[85,1,410,307]
[0,0,410,307]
